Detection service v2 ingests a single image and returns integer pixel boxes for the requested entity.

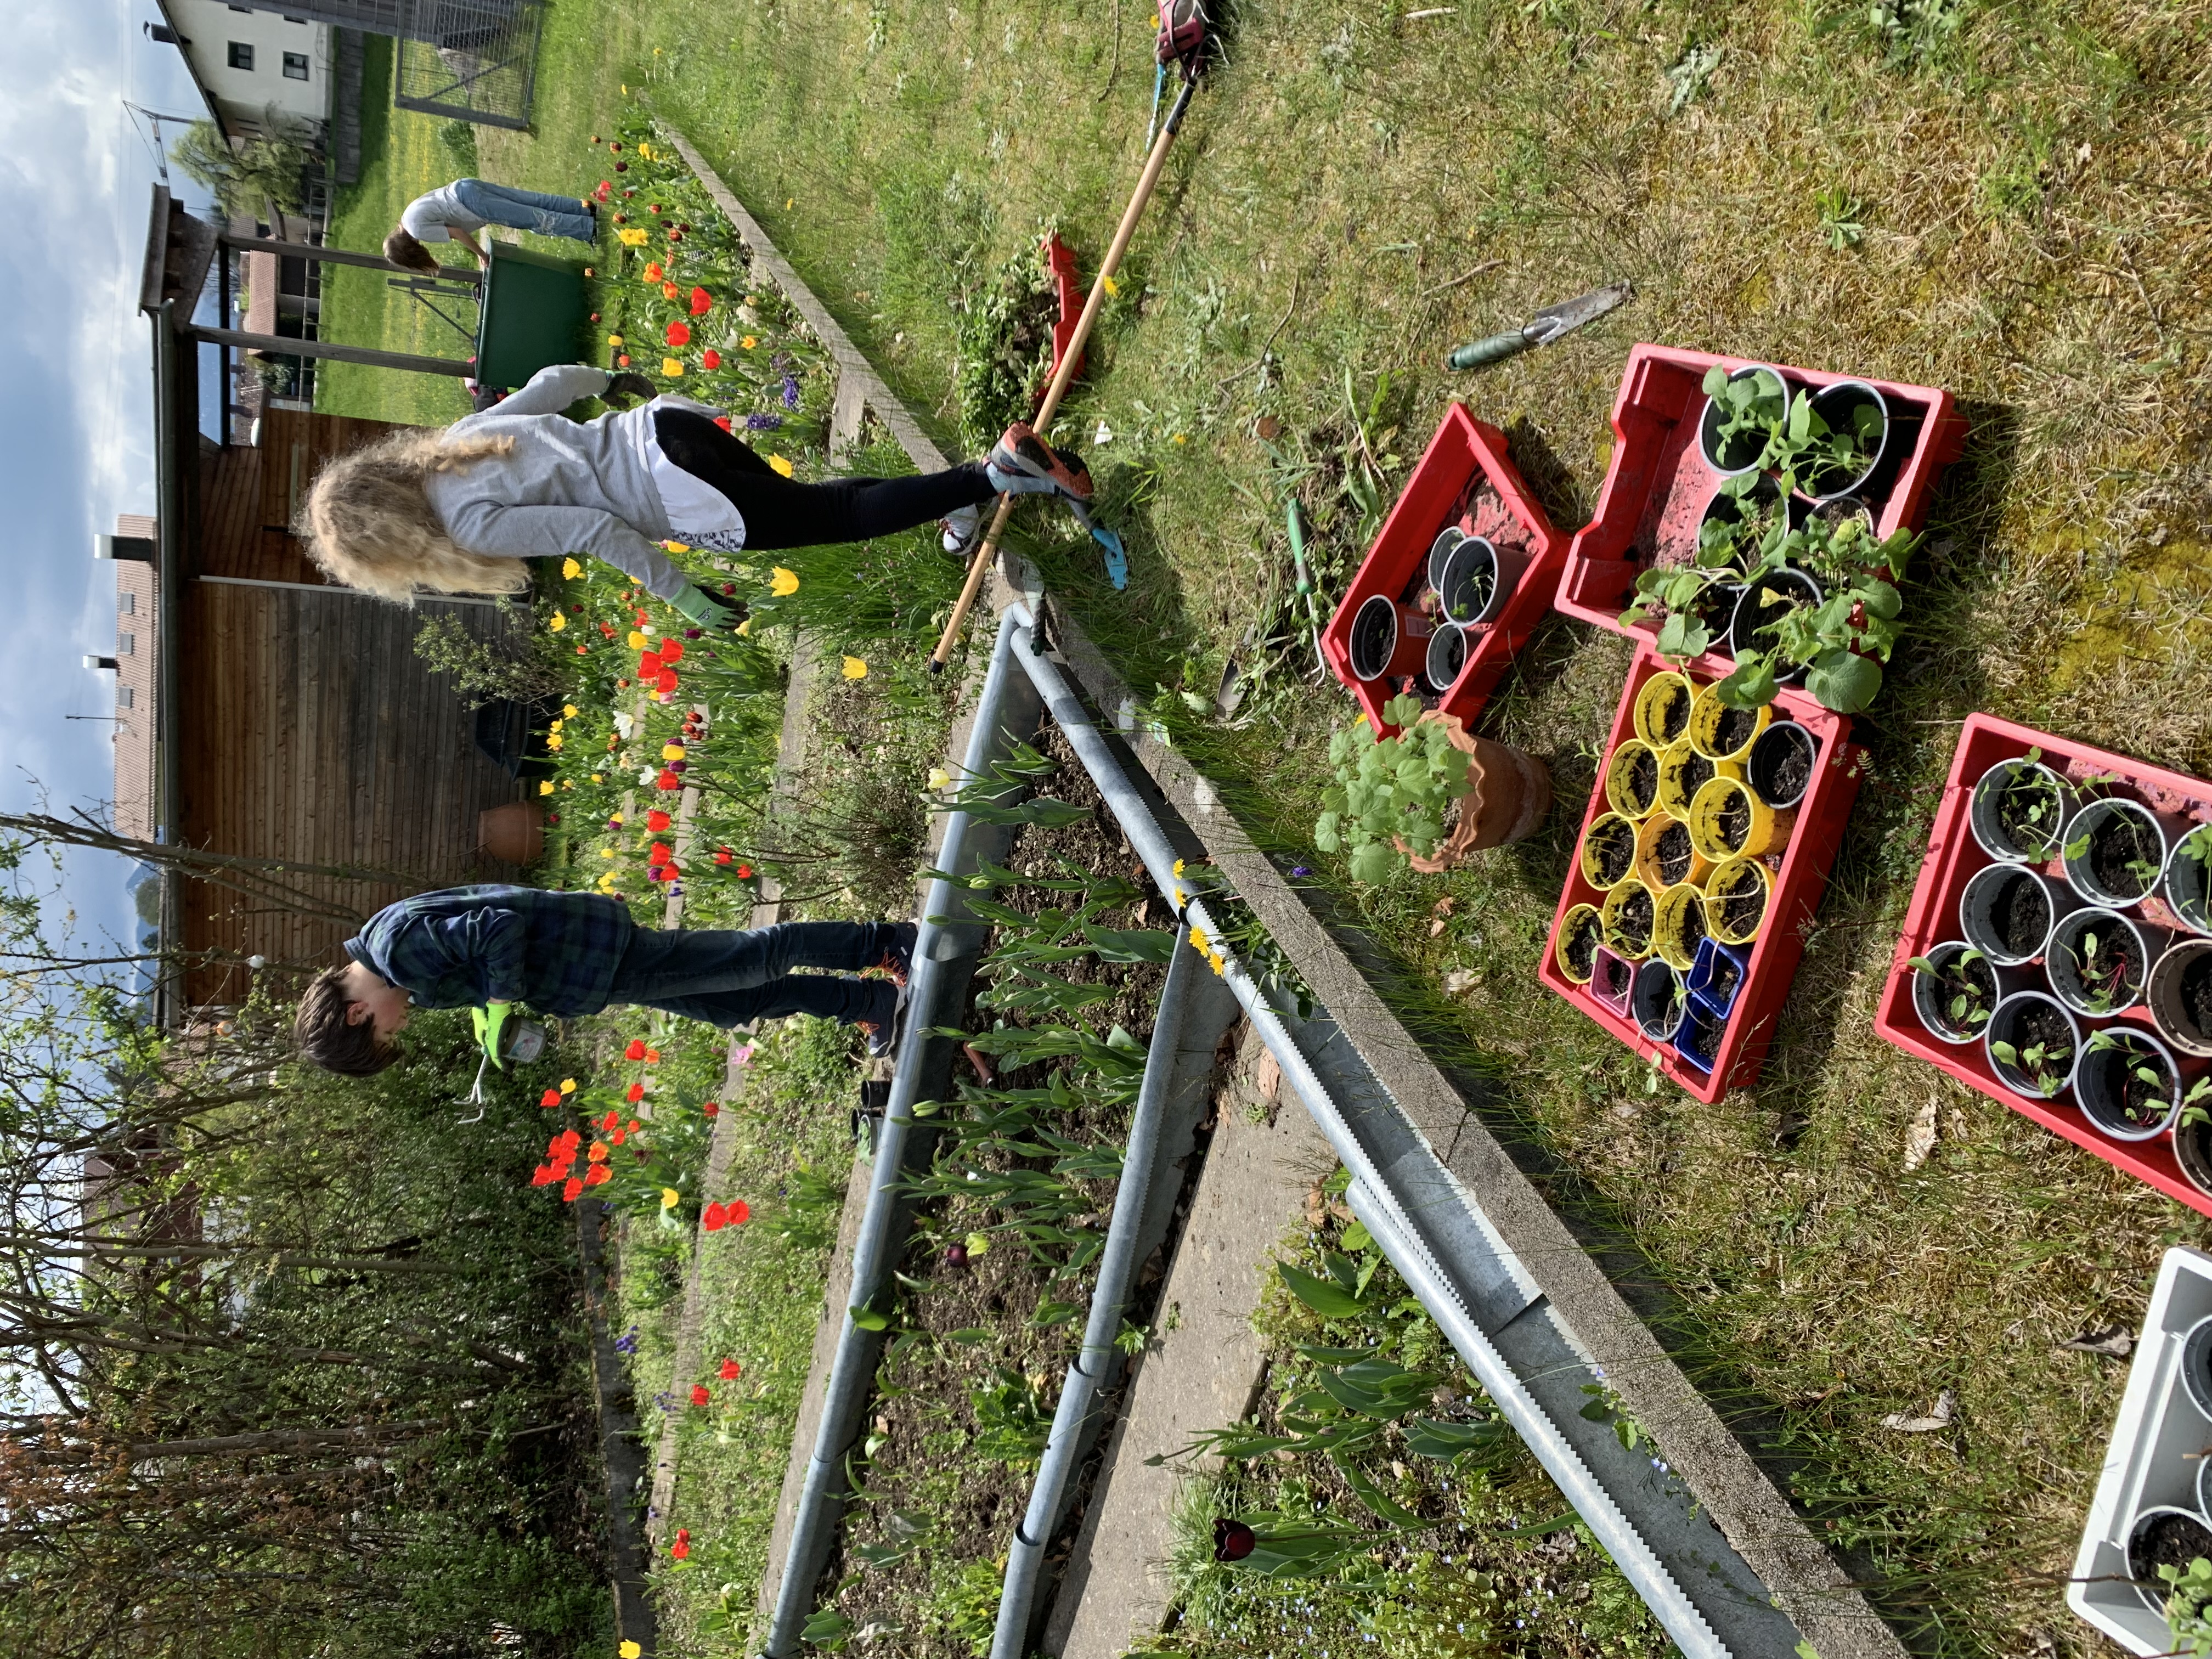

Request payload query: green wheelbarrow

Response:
[473,241,591,390]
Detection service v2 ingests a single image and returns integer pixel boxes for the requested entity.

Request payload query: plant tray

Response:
[1553,343,1967,678]
[1870,714,2212,1214]
[2068,1245,2212,1655]
[1320,403,1567,735]
[1537,642,1865,1102]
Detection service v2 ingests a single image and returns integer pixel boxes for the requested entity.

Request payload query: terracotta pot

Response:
[480,800,546,865]
[1399,713,1552,873]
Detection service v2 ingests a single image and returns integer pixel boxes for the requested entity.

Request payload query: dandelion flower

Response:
[1102,274,1120,296]
[563,703,579,718]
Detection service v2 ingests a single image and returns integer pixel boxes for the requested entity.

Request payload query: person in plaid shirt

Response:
[293,885,911,1076]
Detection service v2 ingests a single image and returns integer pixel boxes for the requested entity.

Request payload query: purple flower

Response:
[745,411,783,431]
[685,627,701,639]
[1289,866,1312,879]
[780,375,800,409]
[614,1326,639,1354]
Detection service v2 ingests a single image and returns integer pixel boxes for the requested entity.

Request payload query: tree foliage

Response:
[168,115,313,220]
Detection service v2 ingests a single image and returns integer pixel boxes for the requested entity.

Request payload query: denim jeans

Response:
[603,921,902,1028]
[451,179,595,243]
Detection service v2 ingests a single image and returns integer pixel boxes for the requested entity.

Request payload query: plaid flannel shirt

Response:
[344,885,636,1017]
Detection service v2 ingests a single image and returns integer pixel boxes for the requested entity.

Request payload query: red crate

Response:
[1321,404,1567,736]
[1537,644,1865,1102]
[1554,343,1968,676]
[1871,715,2212,1213]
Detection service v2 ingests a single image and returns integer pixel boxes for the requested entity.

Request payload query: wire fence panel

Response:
[392,0,543,131]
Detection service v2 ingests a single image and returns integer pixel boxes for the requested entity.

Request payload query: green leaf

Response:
[1278,1262,1366,1318]
[1807,648,1883,714]
[1701,364,1729,397]
[1313,812,1340,853]
[1348,841,1402,884]
[1404,1416,1509,1459]
[849,1304,890,1331]
[1341,1217,1374,1252]
[1329,1447,1428,1526]
[1714,653,1780,709]
[1080,925,1177,963]
[1655,610,1711,659]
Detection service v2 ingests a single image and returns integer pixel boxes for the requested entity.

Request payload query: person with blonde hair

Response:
[296,363,1094,630]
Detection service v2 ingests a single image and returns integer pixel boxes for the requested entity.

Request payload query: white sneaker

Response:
[940,504,981,556]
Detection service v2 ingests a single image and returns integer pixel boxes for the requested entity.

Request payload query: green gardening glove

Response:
[471,1002,514,1070]
[669,583,741,632]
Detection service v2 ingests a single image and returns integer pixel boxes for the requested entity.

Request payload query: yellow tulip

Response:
[549,719,563,732]
[562,558,582,579]
[628,629,648,648]
[590,772,604,783]
[618,228,647,247]
[661,1187,681,1210]
[560,1078,577,1093]
[769,567,799,596]
[740,335,758,349]
[546,735,564,751]
[767,454,794,478]
[623,1641,643,1658]
[735,618,753,635]
[663,540,690,554]
[662,743,686,761]
[842,656,868,680]
[662,358,684,377]
[561,779,574,789]
[548,612,567,631]
[927,766,953,792]
[539,781,555,796]
[605,335,622,347]
[601,848,616,859]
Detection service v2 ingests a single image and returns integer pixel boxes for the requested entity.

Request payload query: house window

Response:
[119,593,136,614]
[118,687,135,709]
[283,51,309,80]
[228,41,254,70]
[118,634,136,656]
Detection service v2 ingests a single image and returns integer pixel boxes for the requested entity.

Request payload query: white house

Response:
[153,2,333,144]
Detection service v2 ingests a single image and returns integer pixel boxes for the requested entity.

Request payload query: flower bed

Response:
[1537,641,1864,1102]
[1872,713,2212,1214]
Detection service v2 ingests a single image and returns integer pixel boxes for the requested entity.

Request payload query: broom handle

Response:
[929,73,1200,673]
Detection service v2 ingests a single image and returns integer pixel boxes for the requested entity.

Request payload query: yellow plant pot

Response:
[1604,740,1662,821]
[1577,811,1639,893]
[1687,682,1773,764]
[1634,811,1714,895]
[1656,739,1741,823]
[1650,881,1709,973]
[1632,671,1695,749]
[1688,774,1793,863]
[1600,877,1655,960]
[1555,903,1604,985]
[1705,856,1773,945]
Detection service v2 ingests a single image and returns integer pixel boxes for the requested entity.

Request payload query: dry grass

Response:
[413,1,2212,1650]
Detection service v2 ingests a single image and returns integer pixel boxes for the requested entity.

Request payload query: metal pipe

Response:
[1344,1181,1727,1659]
[989,921,1198,1659]
[180,323,475,376]
[764,613,1030,1657]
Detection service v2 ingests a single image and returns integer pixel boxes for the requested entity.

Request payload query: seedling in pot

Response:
[1989,1032,2069,1098]
[1988,995,2076,1099]
[1763,388,1883,500]
[1314,693,1472,883]
[1619,483,1775,659]
[1907,946,1996,1035]
[2064,798,2168,904]
[1699,364,1788,473]
[1713,511,1917,715]
[2081,1028,2187,1133]
[1976,749,2070,861]
[2171,824,2212,934]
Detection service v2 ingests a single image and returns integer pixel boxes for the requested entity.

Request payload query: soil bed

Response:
[1673,896,1707,959]
[2086,1041,2174,1129]
[1672,749,1714,800]
[1656,690,1691,746]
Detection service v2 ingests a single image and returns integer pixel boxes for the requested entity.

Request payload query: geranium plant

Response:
[1314,694,1472,883]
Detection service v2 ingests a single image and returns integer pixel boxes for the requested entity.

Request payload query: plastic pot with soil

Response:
[2166,823,2212,936]
[1423,623,1468,695]
[1801,379,1893,501]
[1589,945,1635,1015]
[1728,571,1824,684]
[1705,856,1771,946]
[1656,740,1734,824]
[1747,720,1818,811]
[1433,534,1525,627]
[1604,739,1662,822]
[1907,940,2007,1046]
[1698,363,1791,476]
[1688,683,1771,765]
[2075,1026,2188,1142]
[2125,1506,2212,1617]
[1688,774,1793,863]
[1631,958,1688,1042]
[1959,862,2071,968]
[1578,812,1640,892]
[1632,670,1695,750]
[1673,1000,1727,1075]
[1687,935,1751,1019]
[1602,877,1656,961]
[2183,1316,2212,1420]
[1347,595,1436,682]
[2151,939,2212,1059]
[1649,881,1709,973]
[2063,797,2175,911]
[1635,812,1712,895]
[1984,990,2081,1102]
[2046,907,2169,1018]
[1969,754,2078,865]
[1555,903,1604,986]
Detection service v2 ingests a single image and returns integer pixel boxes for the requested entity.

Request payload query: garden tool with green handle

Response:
[459,1007,549,1122]
[1286,498,1326,679]
[1446,281,1634,370]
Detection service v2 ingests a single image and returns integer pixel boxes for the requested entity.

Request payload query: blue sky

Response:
[0,3,211,967]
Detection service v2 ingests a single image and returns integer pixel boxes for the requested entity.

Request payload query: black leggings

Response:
[653,407,995,550]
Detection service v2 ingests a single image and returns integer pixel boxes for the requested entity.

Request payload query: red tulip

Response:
[670,1537,690,1561]
[725,1199,750,1226]
[656,768,681,790]
[662,282,679,300]
[656,669,679,694]
[665,320,691,347]
[714,849,731,865]
[562,1176,583,1202]
[714,415,733,431]
[690,286,712,315]
[588,1141,610,1164]
[639,650,663,678]
[614,161,628,172]
[659,638,684,664]
[646,809,672,831]
[702,1101,720,1118]
[719,1358,741,1380]
[648,202,663,213]
[645,1048,661,1064]
[585,1164,611,1187]
[617,354,631,367]
[626,1081,646,1103]
[736,863,754,879]
[701,349,721,370]
[643,261,663,282]
[625,1039,647,1061]
[702,1201,727,1231]
[690,1384,710,1407]
[608,142,622,152]
[649,842,674,863]
[557,1128,581,1153]
[539,1087,561,1108]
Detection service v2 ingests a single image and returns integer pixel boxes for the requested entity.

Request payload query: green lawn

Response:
[339,3,2212,1653]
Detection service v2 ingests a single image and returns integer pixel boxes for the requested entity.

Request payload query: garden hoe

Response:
[1445,280,1634,370]
[928,3,1215,674]
[456,1017,550,1124]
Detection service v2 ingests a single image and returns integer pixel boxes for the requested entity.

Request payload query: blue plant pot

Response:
[1686,935,1752,1021]
[1672,1001,1726,1075]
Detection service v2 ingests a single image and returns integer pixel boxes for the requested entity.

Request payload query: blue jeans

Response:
[604,921,902,1028]
[451,178,595,243]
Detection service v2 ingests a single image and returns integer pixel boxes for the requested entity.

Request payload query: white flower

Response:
[612,712,636,739]
[638,768,659,786]
[1093,419,1115,445]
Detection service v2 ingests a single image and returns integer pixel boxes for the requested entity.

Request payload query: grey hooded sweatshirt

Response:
[422,363,692,600]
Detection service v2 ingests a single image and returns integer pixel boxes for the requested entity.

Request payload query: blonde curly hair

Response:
[295,427,531,603]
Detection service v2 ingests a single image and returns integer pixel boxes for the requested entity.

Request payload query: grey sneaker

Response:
[986,422,1093,503]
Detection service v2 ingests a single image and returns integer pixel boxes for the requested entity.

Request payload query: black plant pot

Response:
[1424,623,1468,694]
[1728,569,1823,684]
[1631,958,1687,1043]
[1435,534,1525,627]
[1747,720,1818,810]
[1698,364,1790,476]
[1803,379,1892,501]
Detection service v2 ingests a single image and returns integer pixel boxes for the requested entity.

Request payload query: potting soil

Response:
[1711,706,1760,758]
[1716,793,1752,851]
[2005,999,2075,1086]
[1564,912,1601,980]
[1655,689,1691,747]
[1594,953,1630,1001]
[1996,872,2052,957]
[2132,1509,2212,1584]
[1996,772,2062,856]
[1654,823,1696,887]
[1626,748,1658,809]
[1930,953,1996,1036]
[1615,886,1654,949]
[1590,820,1635,887]
[2089,809,2161,899]
[2182,952,2212,1040]
[1673,749,1714,800]
[1719,883,1766,937]
[1673,894,1707,959]
[1753,731,1812,805]
[2074,929,2141,1005]
[1708,955,1742,1003]
[2096,1041,2174,1127]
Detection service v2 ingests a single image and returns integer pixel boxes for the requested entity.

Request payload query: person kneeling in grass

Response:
[292,362,1093,634]
[293,884,912,1077]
